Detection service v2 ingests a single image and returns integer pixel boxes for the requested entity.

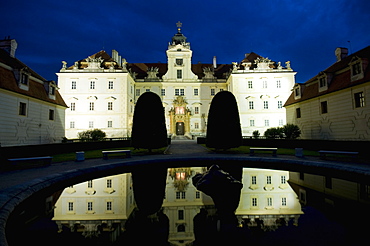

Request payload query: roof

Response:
[128,62,233,80]
[0,49,67,107]
[284,45,370,106]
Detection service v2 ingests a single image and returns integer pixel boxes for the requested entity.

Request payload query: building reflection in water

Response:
[53,167,303,244]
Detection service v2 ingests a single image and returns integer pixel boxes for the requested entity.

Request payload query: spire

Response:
[171,21,187,45]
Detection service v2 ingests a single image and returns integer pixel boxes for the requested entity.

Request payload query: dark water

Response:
[6,168,370,246]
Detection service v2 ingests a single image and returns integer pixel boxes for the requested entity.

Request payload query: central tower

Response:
[162,22,197,82]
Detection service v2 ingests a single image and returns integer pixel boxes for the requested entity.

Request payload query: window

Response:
[108,81,113,89]
[266,176,272,184]
[248,81,253,89]
[136,89,140,96]
[319,77,327,88]
[106,201,112,211]
[175,89,179,96]
[267,197,273,207]
[194,107,199,114]
[87,201,93,211]
[180,89,184,96]
[87,180,93,188]
[278,101,283,109]
[49,109,55,120]
[177,70,182,79]
[251,176,257,185]
[263,80,267,88]
[265,119,269,126]
[108,102,113,110]
[145,88,150,92]
[71,81,76,89]
[108,121,112,128]
[178,210,184,220]
[194,122,199,129]
[321,101,328,114]
[249,101,254,109]
[19,102,27,116]
[196,191,200,199]
[281,176,286,184]
[20,73,29,85]
[194,88,199,96]
[161,89,165,96]
[70,121,75,128]
[352,62,362,76]
[250,120,255,126]
[279,119,284,126]
[263,101,269,109]
[325,176,332,189]
[89,102,94,111]
[68,202,74,211]
[252,197,258,207]
[176,192,186,199]
[211,88,215,96]
[296,108,301,118]
[354,92,365,108]
[107,179,112,188]
[90,81,95,89]
[281,197,287,206]
[50,86,55,95]
[70,102,75,111]
[276,80,281,88]
[89,121,94,128]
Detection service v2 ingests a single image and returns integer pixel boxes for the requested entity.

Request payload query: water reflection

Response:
[52,167,303,245]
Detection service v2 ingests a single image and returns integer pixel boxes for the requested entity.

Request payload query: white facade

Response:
[229,58,296,136]
[236,168,303,228]
[284,46,370,140]
[0,39,67,146]
[57,26,295,139]
[53,173,135,239]
[53,167,302,244]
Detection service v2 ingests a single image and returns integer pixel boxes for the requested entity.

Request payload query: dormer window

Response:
[349,57,365,82]
[293,84,301,100]
[317,72,330,92]
[20,73,29,85]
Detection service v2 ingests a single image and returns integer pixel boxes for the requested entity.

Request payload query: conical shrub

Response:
[206,91,242,150]
[131,92,168,151]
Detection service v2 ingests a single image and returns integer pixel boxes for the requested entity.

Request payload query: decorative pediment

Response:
[169,167,192,191]
[85,57,104,69]
[173,96,187,106]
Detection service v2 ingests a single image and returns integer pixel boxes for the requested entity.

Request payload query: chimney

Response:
[213,56,217,69]
[0,37,18,57]
[335,47,348,62]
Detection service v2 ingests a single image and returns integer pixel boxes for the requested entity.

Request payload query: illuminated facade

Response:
[284,46,370,140]
[57,24,295,139]
[236,168,303,228]
[53,168,302,244]
[53,173,135,240]
[0,38,67,146]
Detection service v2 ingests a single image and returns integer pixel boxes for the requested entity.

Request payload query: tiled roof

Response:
[284,45,370,106]
[128,62,232,80]
[0,49,67,107]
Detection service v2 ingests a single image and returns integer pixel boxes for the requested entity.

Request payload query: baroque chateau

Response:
[57,24,296,139]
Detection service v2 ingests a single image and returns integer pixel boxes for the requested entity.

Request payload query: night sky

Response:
[1,0,369,83]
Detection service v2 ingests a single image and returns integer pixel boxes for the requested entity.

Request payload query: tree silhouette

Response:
[131,92,168,151]
[206,91,242,150]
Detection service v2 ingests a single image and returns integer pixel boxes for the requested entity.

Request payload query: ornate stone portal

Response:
[169,96,191,137]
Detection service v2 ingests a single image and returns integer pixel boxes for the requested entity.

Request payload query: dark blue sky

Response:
[1,0,369,83]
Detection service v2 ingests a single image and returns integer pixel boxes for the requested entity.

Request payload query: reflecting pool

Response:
[8,166,370,246]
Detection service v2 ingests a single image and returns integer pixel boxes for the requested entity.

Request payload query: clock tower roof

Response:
[171,21,187,45]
